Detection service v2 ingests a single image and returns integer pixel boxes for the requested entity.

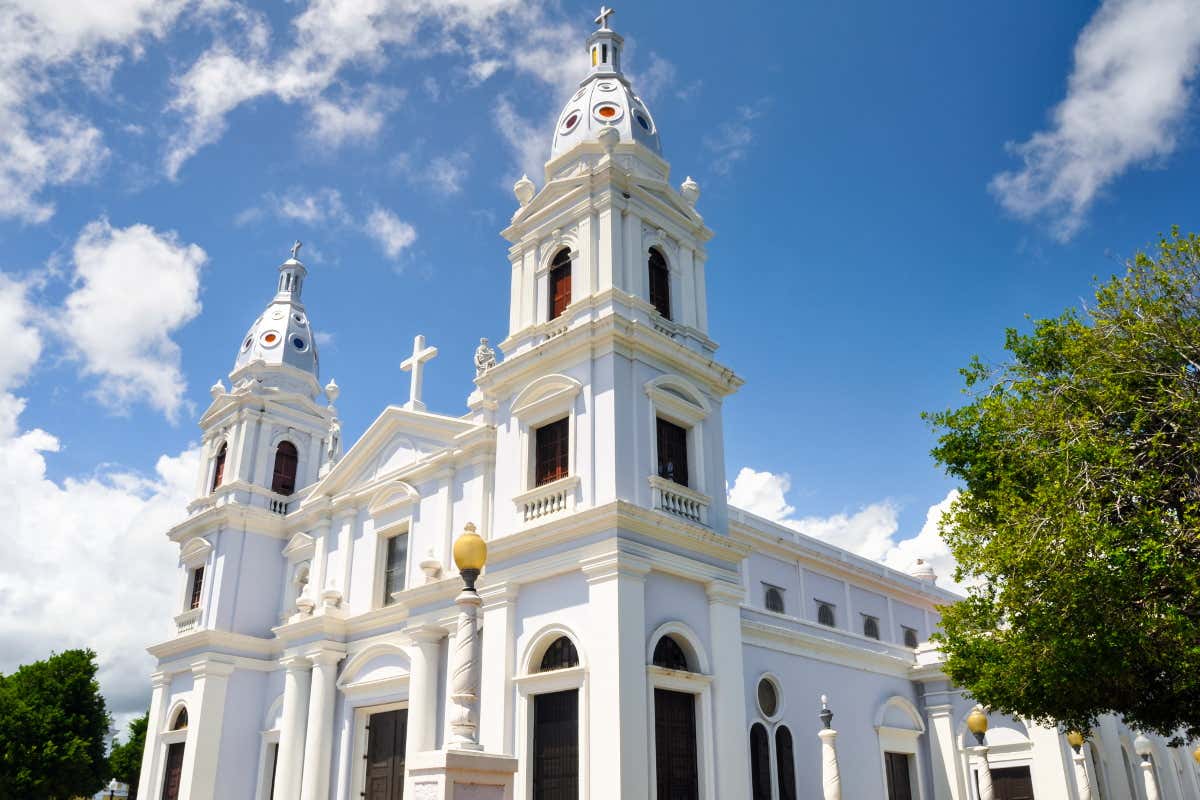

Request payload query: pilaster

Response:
[299,647,345,800]
[922,690,964,800]
[706,580,751,799]
[136,671,170,800]
[406,625,448,756]
[274,655,313,800]
[179,660,235,800]
[478,583,519,754]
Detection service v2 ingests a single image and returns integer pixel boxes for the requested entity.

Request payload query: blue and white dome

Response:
[233,251,319,380]
[549,14,661,161]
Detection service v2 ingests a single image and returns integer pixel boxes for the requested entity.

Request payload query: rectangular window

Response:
[656,418,689,487]
[816,600,835,627]
[382,534,408,606]
[884,752,913,800]
[902,626,919,648]
[189,566,204,610]
[862,614,881,640]
[535,418,570,486]
[549,261,572,320]
[763,584,785,613]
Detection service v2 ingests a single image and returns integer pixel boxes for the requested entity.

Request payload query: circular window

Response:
[593,103,623,123]
[572,87,586,100]
[635,113,651,131]
[560,111,581,134]
[260,331,281,347]
[757,678,779,718]
[291,336,308,351]
[241,336,253,351]
[271,308,285,319]
[597,81,617,92]
[292,312,307,326]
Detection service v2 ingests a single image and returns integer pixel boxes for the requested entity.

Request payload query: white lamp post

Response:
[1066,731,1092,800]
[818,695,841,800]
[967,706,993,800]
[446,523,487,750]
[1133,734,1160,800]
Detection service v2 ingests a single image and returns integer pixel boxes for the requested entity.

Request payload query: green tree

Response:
[0,649,111,799]
[108,712,148,799]
[926,228,1200,739]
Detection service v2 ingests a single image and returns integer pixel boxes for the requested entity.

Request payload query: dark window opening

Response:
[764,585,785,613]
[382,534,408,606]
[189,567,204,610]
[903,626,919,648]
[601,44,608,63]
[365,708,407,800]
[539,637,580,672]
[172,707,188,730]
[654,689,699,800]
[648,248,671,319]
[757,679,778,717]
[533,690,579,800]
[535,418,570,486]
[271,441,299,496]
[656,417,689,487]
[817,601,835,627]
[750,723,771,800]
[652,636,690,671]
[863,615,881,640]
[211,443,226,493]
[776,727,797,800]
[885,752,913,800]
[549,249,572,321]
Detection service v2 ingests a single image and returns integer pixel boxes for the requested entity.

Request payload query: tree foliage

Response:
[0,649,111,799]
[108,712,148,799]
[927,228,1200,739]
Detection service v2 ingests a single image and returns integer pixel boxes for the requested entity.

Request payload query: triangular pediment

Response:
[282,532,315,560]
[305,405,483,499]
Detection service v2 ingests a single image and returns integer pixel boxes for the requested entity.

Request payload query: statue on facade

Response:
[474,337,497,377]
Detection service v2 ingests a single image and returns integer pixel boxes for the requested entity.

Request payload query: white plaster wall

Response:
[213,670,265,797]
[803,570,846,627]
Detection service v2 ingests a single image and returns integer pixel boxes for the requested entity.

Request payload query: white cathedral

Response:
[136,10,1200,800]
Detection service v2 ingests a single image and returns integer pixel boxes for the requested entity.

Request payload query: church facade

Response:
[137,12,1200,800]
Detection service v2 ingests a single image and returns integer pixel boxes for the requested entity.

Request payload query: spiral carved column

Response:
[446,587,483,750]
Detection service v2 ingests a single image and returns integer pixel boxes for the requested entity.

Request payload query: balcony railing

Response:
[649,475,710,525]
[514,475,580,524]
[174,608,201,635]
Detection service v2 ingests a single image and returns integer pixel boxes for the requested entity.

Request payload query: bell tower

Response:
[475,9,741,538]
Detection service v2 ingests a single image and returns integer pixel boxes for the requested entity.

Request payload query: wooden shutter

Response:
[535,418,569,486]
[885,752,913,800]
[161,742,186,800]
[211,444,226,492]
[189,567,204,610]
[991,766,1035,800]
[654,689,699,800]
[749,723,771,800]
[549,251,572,320]
[271,441,299,496]
[656,418,689,487]
[383,534,408,606]
[365,709,408,800]
[648,249,671,319]
[532,690,579,800]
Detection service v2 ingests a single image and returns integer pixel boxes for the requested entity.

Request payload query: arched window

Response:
[750,723,771,800]
[764,585,785,614]
[548,248,572,321]
[652,635,690,671]
[776,726,797,800]
[817,601,836,627]
[172,707,188,730]
[271,441,298,496]
[863,615,880,640]
[648,248,671,319]
[211,443,227,493]
[162,707,189,800]
[539,636,580,671]
[903,626,919,648]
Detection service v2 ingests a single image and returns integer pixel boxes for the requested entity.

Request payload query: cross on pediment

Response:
[401,334,438,411]
[290,240,302,260]
[595,5,614,30]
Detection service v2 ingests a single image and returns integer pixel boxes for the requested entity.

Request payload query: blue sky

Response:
[2,0,1199,720]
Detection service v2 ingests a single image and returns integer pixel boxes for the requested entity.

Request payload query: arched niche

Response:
[520,624,587,676]
[337,643,412,698]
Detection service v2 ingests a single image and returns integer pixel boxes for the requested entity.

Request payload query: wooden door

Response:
[992,766,1035,800]
[654,689,699,800]
[161,742,185,800]
[884,752,913,800]
[365,709,408,800]
[532,689,579,800]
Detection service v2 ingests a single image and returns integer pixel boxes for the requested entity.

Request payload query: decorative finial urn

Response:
[681,176,700,206]
[514,174,535,206]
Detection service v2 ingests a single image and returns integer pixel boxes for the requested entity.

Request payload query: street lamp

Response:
[967,706,994,800]
[1133,734,1160,800]
[1066,731,1092,800]
[817,695,840,800]
[446,523,488,750]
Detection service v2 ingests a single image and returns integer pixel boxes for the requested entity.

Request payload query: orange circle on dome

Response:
[264,333,278,343]
[598,106,617,118]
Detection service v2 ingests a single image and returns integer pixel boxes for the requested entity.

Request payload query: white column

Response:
[447,586,483,750]
[582,553,650,800]
[1140,758,1160,800]
[922,692,964,800]
[274,656,312,800]
[406,626,446,755]
[707,581,751,799]
[819,727,841,800]
[1072,748,1093,800]
[179,661,234,800]
[479,584,518,754]
[973,746,994,800]
[299,649,342,800]
[136,672,170,800]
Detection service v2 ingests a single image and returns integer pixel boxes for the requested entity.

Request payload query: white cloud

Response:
[0,0,189,221]
[0,276,43,392]
[494,95,550,186]
[990,0,1200,241]
[59,219,206,421]
[365,207,418,259]
[703,100,768,175]
[728,467,963,591]
[306,85,404,149]
[395,149,471,195]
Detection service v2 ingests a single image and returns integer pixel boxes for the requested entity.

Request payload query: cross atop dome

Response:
[594,5,614,31]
